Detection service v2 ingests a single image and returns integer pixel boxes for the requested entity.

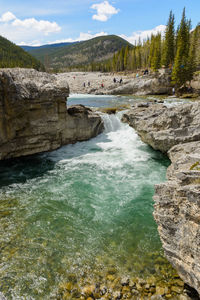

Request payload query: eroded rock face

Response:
[122,102,200,153]
[0,68,104,160]
[122,102,200,295]
[154,142,200,295]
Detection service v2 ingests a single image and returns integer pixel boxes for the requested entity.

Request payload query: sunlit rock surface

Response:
[0,68,104,160]
[122,102,200,153]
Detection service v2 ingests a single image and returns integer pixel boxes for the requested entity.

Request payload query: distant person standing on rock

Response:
[83,82,86,88]
[113,78,116,83]
[101,83,104,88]
[172,87,175,95]
[88,81,90,87]
[120,78,123,84]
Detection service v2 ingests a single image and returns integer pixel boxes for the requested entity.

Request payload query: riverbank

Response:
[57,72,129,94]
[57,71,172,96]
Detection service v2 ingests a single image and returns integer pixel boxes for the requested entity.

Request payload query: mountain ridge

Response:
[20,35,132,71]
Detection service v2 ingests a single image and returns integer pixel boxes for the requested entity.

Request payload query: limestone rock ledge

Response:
[0,68,104,160]
[122,102,200,153]
[122,102,200,295]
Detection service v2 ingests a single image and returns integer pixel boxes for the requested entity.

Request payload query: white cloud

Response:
[12,18,60,35]
[91,1,119,22]
[0,11,61,44]
[0,11,16,22]
[121,25,166,45]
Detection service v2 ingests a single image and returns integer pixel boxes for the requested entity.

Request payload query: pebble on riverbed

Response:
[57,272,192,300]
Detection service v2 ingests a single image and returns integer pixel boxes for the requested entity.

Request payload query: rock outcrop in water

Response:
[122,101,200,295]
[0,68,104,160]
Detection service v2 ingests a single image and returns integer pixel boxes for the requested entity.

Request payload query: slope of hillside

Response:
[22,35,132,71]
[0,36,44,70]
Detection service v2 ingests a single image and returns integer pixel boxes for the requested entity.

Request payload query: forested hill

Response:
[21,35,132,71]
[0,35,44,70]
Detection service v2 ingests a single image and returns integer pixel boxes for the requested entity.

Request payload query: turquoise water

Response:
[0,96,170,299]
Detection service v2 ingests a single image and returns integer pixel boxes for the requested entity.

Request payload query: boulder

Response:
[64,104,104,143]
[0,68,104,160]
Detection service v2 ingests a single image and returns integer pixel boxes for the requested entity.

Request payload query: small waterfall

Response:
[101,112,123,133]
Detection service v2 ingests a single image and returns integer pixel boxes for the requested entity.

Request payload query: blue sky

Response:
[0,0,199,46]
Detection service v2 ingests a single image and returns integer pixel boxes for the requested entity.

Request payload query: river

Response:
[0,95,172,299]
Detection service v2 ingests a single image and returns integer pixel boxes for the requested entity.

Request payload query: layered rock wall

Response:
[0,69,104,160]
[122,102,200,295]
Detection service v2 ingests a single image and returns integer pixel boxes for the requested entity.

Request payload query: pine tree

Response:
[152,34,161,71]
[124,45,129,70]
[149,34,161,71]
[119,47,125,71]
[172,8,191,87]
[162,11,175,67]
[188,26,198,80]
[112,53,117,71]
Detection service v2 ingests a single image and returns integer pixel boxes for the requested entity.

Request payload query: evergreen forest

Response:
[76,9,200,88]
[0,35,44,70]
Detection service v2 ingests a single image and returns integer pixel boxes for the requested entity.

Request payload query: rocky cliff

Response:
[0,68,104,160]
[122,101,200,295]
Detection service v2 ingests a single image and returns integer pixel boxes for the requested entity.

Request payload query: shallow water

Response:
[0,96,171,299]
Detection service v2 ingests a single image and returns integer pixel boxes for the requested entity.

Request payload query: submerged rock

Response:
[122,102,200,296]
[0,68,104,160]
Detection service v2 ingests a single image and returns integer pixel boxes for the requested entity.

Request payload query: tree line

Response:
[77,8,199,88]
